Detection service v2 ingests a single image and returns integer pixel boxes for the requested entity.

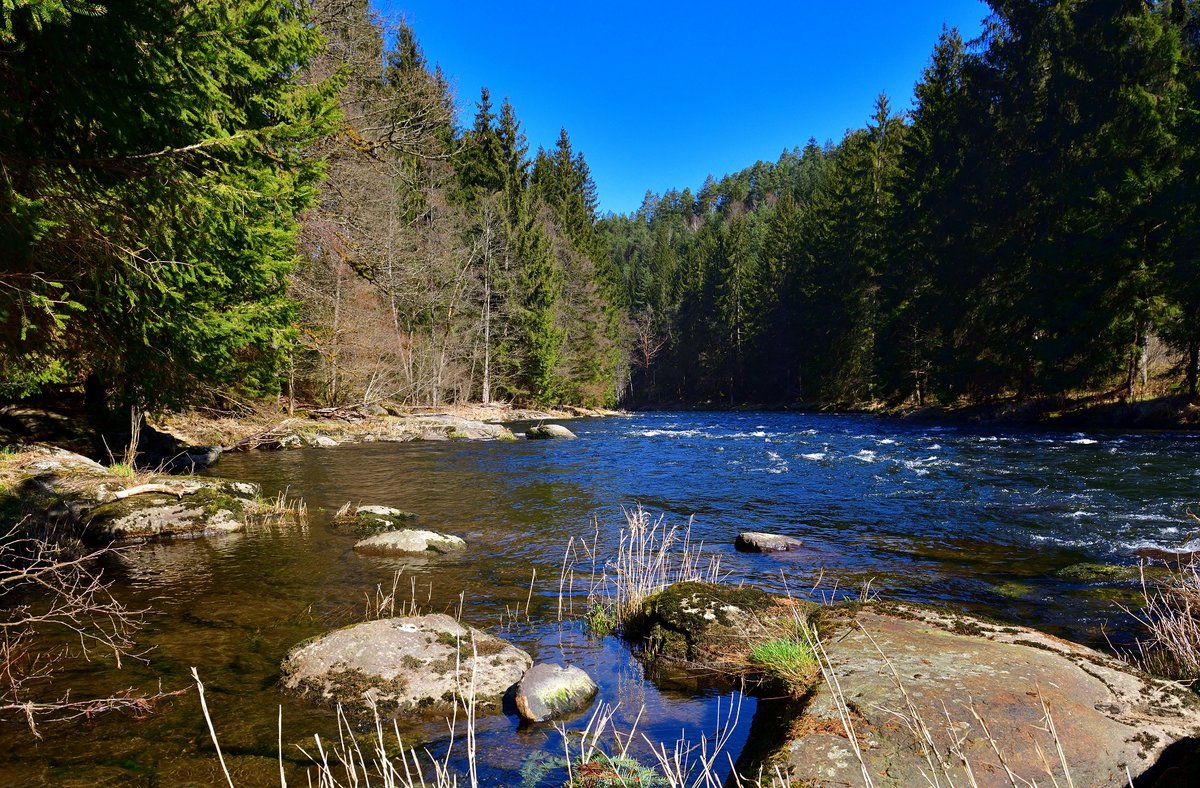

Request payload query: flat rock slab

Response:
[735,531,805,553]
[526,424,577,440]
[84,480,261,544]
[333,505,417,535]
[281,614,531,713]
[781,605,1200,786]
[354,528,466,556]
[514,663,598,723]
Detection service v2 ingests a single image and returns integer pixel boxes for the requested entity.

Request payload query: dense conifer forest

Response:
[2,0,1198,414]
[606,1,1200,409]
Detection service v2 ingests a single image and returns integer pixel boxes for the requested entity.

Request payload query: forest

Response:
[2,0,1199,415]
[607,1,1200,408]
[1,0,627,415]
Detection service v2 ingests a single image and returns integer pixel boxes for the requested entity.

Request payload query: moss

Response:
[989,580,1034,598]
[295,668,408,710]
[1053,562,1142,583]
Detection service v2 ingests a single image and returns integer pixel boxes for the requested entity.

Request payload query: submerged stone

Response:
[280,614,531,713]
[1053,562,1143,582]
[514,663,598,723]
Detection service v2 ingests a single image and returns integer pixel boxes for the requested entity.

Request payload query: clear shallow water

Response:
[2,411,1197,785]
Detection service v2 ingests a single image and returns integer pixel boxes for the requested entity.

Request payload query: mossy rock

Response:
[85,486,247,544]
[1052,562,1143,583]
[634,582,818,674]
[281,614,531,714]
[332,505,418,536]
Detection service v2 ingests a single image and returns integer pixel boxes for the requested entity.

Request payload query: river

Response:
[2,411,1196,785]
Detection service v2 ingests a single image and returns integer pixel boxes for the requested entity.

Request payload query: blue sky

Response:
[376,1,992,215]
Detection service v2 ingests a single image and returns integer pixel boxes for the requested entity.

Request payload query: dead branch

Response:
[0,519,155,736]
[109,484,187,502]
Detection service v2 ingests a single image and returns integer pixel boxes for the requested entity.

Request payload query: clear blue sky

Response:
[375,1,992,215]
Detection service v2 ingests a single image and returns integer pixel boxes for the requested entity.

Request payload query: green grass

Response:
[750,636,818,692]
[107,462,137,478]
[583,603,617,636]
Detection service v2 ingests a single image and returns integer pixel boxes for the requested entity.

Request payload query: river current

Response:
[2,411,1196,785]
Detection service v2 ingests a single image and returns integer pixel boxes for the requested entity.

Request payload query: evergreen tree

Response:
[0,0,340,408]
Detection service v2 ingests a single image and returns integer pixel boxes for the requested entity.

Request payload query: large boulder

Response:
[636,582,816,674]
[526,424,577,440]
[774,604,1200,786]
[280,614,532,713]
[354,528,466,556]
[514,663,598,723]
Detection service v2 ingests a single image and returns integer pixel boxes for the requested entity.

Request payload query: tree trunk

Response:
[1188,338,1198,402]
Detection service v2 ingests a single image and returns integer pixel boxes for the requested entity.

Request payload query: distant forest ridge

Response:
[602,1,1200,408]
[1,1,1197,415]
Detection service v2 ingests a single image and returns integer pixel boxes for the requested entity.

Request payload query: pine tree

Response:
[0,0,340,408]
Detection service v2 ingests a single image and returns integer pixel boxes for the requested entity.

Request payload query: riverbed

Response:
[1,411,1196,785]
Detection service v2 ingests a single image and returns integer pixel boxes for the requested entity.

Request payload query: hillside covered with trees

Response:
[1,0,628,417]
[2,0,1199,419]
[604,0,1200,409]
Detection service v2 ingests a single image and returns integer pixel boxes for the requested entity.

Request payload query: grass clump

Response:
[750,637,818,693]
[1129,557,1200,679]
[106,462,137,478]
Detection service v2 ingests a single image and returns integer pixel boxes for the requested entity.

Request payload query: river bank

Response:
[634,393,1200,432]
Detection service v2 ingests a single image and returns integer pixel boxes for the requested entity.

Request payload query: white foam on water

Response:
[1068,438,1098,445]
[630,429,702,438]
[1066,510,1097,518]
[1126,537,1200,554]
[800,452,826,461]
[878,438,897,445]
[853,450,877,463]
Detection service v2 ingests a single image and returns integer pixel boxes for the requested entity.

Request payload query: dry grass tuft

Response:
[1128,557,1200,680]
[559,505,724,633]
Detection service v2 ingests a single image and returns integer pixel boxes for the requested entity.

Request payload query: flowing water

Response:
[2,411,1198,785]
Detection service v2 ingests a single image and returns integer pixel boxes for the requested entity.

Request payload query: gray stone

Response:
[779,605,1200,786]
[514,663,598,723]
[735,531,805,553]
[354,528,466,556]
[85,485,247,543]
[333,505,418,535]
[280,614,532,713]
[311,435,339,447]
[526,424,577,440]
